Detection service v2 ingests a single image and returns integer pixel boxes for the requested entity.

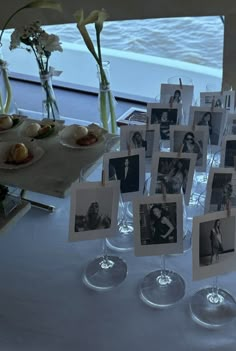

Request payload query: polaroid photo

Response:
[103,148,145,202]
[120,124,160,160]
[226,113,236,135]
[200,91,223,109]
[192,210,236,281]
[160,83,194,124]
[169,125,209,172]
[69,180,120,242]
[133,194,183,256]
[147,103,181,140]
[150,151,197,205]
[116,107,147,127]
[205,167,236,213]
[223,90,236,113]
[221,136,236,167]
[189,106,226,146]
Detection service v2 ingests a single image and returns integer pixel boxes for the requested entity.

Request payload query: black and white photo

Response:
[133,194,183,256]
[69,180,120,242]
[189,106,226,145]
[205,167,236,212]
[221,136,236,167]
[120,124,160,159]
[147,103,180,140]
[150,151,197,205]
[226,113,236,135]
[116,106,147,127]
[223,90,236,113]
[170,125,209,172]
[103,149,145,201]
[160,83,194,124]
[192,211,236,280]
[200,91,223,108]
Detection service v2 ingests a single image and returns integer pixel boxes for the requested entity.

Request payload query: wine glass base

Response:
[139,269,185,308]
[106,232,134,252]
[189,287,236,328]
[83,255,127,291]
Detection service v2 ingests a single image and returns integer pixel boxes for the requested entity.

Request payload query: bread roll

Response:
[0,115,13,130]
[25,122,41,137]
[8,143,29,163]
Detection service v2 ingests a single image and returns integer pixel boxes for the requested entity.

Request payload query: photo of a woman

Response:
[131,131,147,150]
[197,111,213,136]
[169,89,182,104]
[182,132,203,164]
[149,204,176,244]
[210,219,223,264]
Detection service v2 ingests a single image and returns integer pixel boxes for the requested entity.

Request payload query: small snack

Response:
[74,126,88,140]
[37,124,52,137]
[6,143,30,164]
[76,132,98,146]
[25,122,41,137]
[0,115,13,130]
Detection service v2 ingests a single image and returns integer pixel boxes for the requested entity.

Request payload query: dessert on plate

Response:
[25,122,55,138]
[5,143,32,164]
[0,114,21,131]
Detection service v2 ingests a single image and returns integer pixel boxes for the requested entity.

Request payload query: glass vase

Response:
[97,61,117,134]
[40,71,60,121]
[0,49,17,115]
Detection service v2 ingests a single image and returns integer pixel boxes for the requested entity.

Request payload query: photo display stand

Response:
[190,208,236,327]
[106,145,134,252]
[77,167,128,291]
[138,188,185,308]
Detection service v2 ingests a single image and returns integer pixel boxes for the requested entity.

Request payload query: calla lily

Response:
[74,8,116,133]
[0,0,62,45]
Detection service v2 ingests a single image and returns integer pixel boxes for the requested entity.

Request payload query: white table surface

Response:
[0,183,236,351]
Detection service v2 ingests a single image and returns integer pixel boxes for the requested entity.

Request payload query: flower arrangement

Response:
[74,9,117,133]
[10,21,63,120]
[0,0,62,117]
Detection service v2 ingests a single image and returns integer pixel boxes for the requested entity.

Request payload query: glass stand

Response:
[189,278,236,328]
[83,239,127,291]
[139,256,185,308]
[106,199,134,252]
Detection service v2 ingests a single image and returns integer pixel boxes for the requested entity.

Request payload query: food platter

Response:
[0,115,25,133]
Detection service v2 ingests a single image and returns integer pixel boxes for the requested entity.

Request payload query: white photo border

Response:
[192,210,236,281]
[189,106,226,146]
[103,148,145,202]
[150,151,197,205]
[133,194,183,256]
[169,125,209,172]
[205,167,235,213]
[69,180,120,242]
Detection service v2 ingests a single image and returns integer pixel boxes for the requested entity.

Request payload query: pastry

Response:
[76,132,98,146]
[7,143,30,164]
[0,115,13,130]
[25,122,41,137]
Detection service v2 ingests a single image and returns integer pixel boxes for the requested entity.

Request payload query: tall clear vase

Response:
[97,61,117,134]
[40,71,60,121]
[0,49,17,115]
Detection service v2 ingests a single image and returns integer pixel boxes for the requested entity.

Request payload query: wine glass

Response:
[80,163,128,291]
[190,277,236,328]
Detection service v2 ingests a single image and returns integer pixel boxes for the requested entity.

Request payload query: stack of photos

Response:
[189,106,226,146]
[103,149,145,202]
[192,210,236,280]
[69,180,120,242]
[133,194,183,256]
[169,125,209,172]
[205,167,236,213]
[116,107,147,127]
[147,103,181,140]
[149,152,197,205]
[200,91,223,109]
[160,83,194,124]
[120,124,160,159]
[221,136,236,167]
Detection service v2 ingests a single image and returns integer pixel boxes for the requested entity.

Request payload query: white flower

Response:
[40,32,63,53]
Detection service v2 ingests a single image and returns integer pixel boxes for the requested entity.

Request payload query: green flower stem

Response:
[99,89,108,130]
[0,92,4,113]
[41,76,59,121]
[108,89,116,134]
[2,67,12,113]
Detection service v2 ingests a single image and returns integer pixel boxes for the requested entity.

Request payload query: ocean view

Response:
[46,16,224,69]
